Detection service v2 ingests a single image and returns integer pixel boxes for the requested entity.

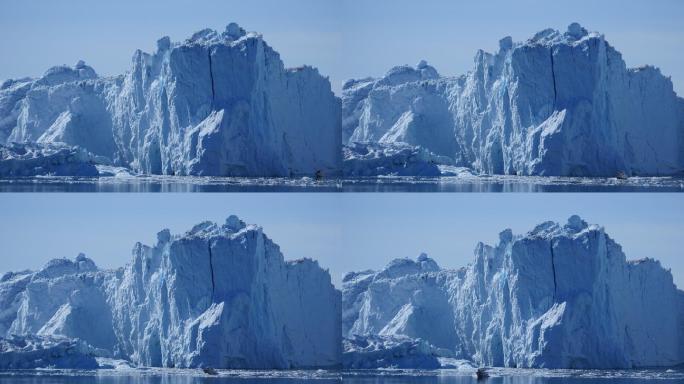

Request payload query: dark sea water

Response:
[1,368,683,383]
[0,175,683,192]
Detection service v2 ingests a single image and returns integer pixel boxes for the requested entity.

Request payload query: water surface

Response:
[1,368,683,383]
[0,175,682,192]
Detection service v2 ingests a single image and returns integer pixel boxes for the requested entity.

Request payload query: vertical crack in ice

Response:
[549,49,557,108]
[208,240,215,299]
[208,49,215,107]
[549,240,557,301]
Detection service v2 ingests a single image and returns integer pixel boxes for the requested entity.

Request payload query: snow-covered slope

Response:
[0,23,341,177]
[343,24,684,176]
[0,216,341,369]
[343,216,684,369]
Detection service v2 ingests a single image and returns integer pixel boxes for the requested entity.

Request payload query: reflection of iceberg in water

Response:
[343,367,684,383]
[0,367,682,383]
[0,175,681,192]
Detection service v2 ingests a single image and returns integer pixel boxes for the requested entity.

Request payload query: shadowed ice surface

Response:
[0,176,683,192]
[1,368,683,383]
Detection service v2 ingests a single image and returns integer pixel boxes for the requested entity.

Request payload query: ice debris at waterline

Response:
[0,216,342,369]
[342,216,684,369]
[343,23,684,177]
[0,142,108,177]
[342,334,474,369]
[0,334,100,369]
[342,142,447,177]
[0,23,341,177]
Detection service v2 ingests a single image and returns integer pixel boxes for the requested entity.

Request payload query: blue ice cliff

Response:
[1,216,682,370]
[342,216,684,369]
[0,23,341,177]
[0,216,341,369]
[1,23,682,178]
[343,23,684,177]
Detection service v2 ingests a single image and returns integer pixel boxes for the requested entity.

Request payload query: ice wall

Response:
[0,24,341,177]
[0,216,341,369]
[343,24,684,176]
[343,216,684,368]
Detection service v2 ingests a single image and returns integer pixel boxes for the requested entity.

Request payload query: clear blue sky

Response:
[0,0,682,95]
[1,193,682,289]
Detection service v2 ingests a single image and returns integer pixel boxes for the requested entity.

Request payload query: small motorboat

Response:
[475,367,489,380]
[202,367,218,376]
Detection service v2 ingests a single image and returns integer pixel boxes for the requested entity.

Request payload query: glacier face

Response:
[0,23,341,177]
[0,216,341,369]
[343,217,684,369]
[343,23,684,177]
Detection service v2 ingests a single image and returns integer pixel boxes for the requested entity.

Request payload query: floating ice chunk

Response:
[0,143,103,177]
[343,142,447,176]
[0,335,100,369]
[343,335,445,369]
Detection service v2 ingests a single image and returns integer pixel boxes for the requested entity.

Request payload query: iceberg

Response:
[342,217,684,369]
[343,24,684,176]
[0,24,341,177]
[0,216,341,369]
